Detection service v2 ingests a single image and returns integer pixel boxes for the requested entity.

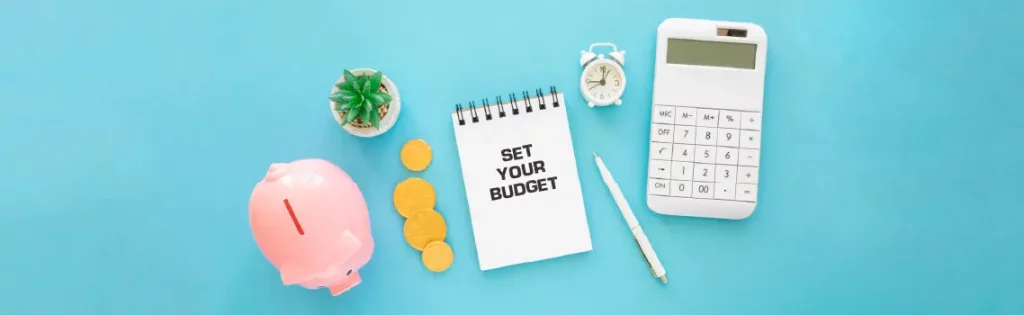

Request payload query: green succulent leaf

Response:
[361,77,372,94]
[368,71,383,91]
[349,93,362,107]
[329,89,358,103]
[377,91,392,105]
[367,91,385,105]
[339,70,358,89]
[345,102,357,113]
[339,110,351,125]
[369,105,381,129]
[361,102,372,124]
[343,106,360,124]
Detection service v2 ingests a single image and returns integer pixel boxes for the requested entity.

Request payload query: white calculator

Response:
[646,18,768,219]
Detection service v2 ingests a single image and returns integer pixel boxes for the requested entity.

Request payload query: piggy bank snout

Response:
[328,271,362,296]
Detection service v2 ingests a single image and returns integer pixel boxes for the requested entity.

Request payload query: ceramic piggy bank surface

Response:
[249,158,374,296]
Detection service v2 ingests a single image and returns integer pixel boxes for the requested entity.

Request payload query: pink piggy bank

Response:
[248,158,374,296]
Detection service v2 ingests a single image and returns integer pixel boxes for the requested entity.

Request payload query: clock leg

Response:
[615,99,622,105]
[588,101,594,107]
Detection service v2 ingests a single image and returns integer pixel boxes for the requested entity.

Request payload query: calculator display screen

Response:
[666,39,757,69]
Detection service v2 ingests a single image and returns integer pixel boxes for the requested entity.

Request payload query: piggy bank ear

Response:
[337,229,362,263]
[264,163,288,182]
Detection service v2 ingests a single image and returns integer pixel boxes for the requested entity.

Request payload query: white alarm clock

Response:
[579,43,626,107]
[645,18,767,220]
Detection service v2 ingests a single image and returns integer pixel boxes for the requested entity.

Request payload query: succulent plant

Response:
[330,70,392,129]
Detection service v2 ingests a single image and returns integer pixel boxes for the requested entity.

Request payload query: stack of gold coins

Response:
[394,139,453,272]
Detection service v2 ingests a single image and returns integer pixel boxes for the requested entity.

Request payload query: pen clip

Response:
[634,237,656,277]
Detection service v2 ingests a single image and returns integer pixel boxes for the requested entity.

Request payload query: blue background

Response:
[2,0,1022,314]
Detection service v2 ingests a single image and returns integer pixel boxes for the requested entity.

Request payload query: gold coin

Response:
[421,241,454,272]
[393,178,436,218]
[401,139,432,171]
[403,209,447,251]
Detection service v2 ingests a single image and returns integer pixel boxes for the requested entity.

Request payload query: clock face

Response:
[583,61,624,102]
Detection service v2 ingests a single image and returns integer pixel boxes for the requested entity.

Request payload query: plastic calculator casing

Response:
[646,18,767,219]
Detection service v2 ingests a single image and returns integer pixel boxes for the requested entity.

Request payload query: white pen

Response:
[593,153,667,283]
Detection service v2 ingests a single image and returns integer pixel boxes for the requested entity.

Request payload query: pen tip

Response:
[593,153,598,158]
[660,275,667,284]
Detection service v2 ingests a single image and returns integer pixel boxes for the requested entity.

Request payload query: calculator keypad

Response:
[649,106,761,203]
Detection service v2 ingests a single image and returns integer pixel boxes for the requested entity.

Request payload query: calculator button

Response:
[649,179,670,196]
[740,130,761,149]
[694,163,715,182]
[741,112,762,130]
[650,142,672,160]
[736,184,757,202]
[651,124,674,143]
[695,146,717,164]
[717,128,740,147]
[738,166,759,184]
[649,160,671,179]
[672,144,695,162]
[695,127,718,146]
[692,182,714,199]
[718,110,741,129]
[669,180,692,197]
[716,147,738,165]
[739,149,760,167]
[715,184,736,200]
[674,125,695,144]
[652,106,675,124]
[671,162,693,181]
[715,165,737,184]
[697,109,719,127]
[675,107,697,125]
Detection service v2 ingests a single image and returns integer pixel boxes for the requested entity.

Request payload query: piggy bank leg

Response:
[328,271,362,296]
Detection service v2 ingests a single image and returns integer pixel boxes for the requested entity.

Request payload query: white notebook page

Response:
[450,92,592,271]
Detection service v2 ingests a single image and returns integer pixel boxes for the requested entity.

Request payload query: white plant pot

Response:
[329,68,401,137]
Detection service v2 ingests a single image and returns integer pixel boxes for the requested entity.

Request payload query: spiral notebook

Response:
[451,86,593,271]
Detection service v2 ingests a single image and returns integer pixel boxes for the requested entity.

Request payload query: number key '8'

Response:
[695,127,717,146]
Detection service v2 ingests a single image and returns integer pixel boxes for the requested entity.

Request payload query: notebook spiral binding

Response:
[455,86,561,126]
